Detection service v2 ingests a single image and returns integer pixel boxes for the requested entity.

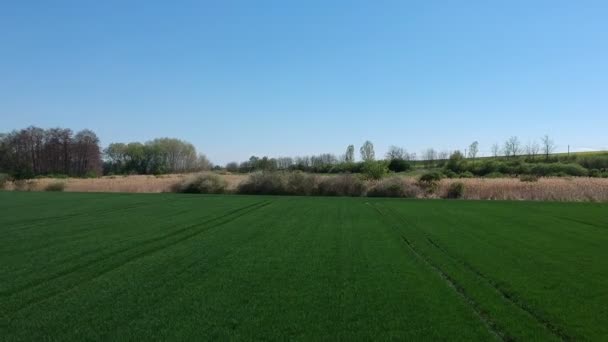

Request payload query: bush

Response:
[484,172,504,178]
[367,177,421,198]
[361,161,388,180]
[418,171,443,194]
[588,169,601,178]
[446,151,465,173]
[0,173,11,189]
[520,175,539,182]
[529,163,587,177]
[419,171,443,183]
[445,182,464,199]
[317,174,366,197]
[285,171,318,196]
[459,171,474,178]
[236,172,287,195]
[44,182,65,192]
[13,179,35,191]
[173,173,228,194]
[443,169,458,178]
[387,159,411,173]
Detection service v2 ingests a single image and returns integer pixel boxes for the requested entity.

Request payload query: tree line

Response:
[0,126,102,178]
[0,126,213,179]
[226,141,413,174]
[103,138,212,175]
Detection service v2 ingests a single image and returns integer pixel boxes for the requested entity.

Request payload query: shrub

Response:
[446,151,465,173]
[361,161,388,180]
[445,182,465,199]
[317,174,366,197]
[529,163,587,177]
[418,171,443,194]
[44,182,65,192]
[13,180,35,191]
[588,169,601,178]
[285,171,318,196]
[484,172,504,178]
[443,169,458,178]
[173,173,228,194]
[0,173,11,189]
[387,159,411,173]
[367,177,421,198]
[419,171,443,183]
[237,172,287,195]
[520,175,539,182]
[459,171,474,178]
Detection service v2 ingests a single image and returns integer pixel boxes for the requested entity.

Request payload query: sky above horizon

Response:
[1,0,607,164]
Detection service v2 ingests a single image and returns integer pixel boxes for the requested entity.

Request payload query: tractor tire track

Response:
[368,203,507,341]
[425,237,572,341]
[1,201,269,299]
[4,201,272,315]
[380,203,569,341]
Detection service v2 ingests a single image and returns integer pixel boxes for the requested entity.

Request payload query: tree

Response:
[225,162,239,172]
[385,146,406,160]
[525,140,540,160]
[541,135,556,160]
[447,150,465,172]
[422,148,437,167]
[360,141,375,162]
[468,141,479,160]
[491,143,500,158]
[503,136,521,158]
[72,129,102,176]
[345,145,355,163]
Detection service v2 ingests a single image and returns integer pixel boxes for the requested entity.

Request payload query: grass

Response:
[1,192,607,340]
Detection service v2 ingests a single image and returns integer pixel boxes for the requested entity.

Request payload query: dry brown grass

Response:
[3,173,608,202]
[437,177,608,202]
[3,173,247,193]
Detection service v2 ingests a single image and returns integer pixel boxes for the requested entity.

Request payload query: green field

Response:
[1,192,607,340]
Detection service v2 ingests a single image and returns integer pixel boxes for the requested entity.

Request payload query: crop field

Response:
[1,192,607,340]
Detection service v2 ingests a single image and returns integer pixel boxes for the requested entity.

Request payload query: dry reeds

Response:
[4,173,608,202]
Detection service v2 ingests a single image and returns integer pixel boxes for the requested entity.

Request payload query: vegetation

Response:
[1,192,607,340]
[103,138,211,175]
[446,182,465,198]
[171,173,228,194]
[43,182,66,192]
[0,126,102,179]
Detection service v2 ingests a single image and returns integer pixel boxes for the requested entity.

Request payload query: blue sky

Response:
[1,1,607,164]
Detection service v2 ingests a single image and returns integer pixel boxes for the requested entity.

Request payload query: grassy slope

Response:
[1,192,606,340]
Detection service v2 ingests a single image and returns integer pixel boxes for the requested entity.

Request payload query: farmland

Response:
[1,192,607,340]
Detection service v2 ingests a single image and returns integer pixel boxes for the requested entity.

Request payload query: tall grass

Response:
[2,173,608,201]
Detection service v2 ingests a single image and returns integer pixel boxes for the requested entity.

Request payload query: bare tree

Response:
[360,141,375,162]
[385,146,407,160]
[422,148,437,167]
[468,141,479,160]
[541,135,556,160]
[491,143,500,158]
[525,140,540,160]
[503,136,521,158]
[345,145,355,163]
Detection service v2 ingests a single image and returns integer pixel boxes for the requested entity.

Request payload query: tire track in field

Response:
[3,201,154,233]
[378,203,570,342]
[1,201,270,304]
[424,237,572,341]
[2,207,196,257]
[4,201,273,316]
[96,203,307,340]
[368,203,508,341]
[550,215,607,230]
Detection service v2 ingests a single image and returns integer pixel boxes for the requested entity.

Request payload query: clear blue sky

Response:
[1,1,607,164]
